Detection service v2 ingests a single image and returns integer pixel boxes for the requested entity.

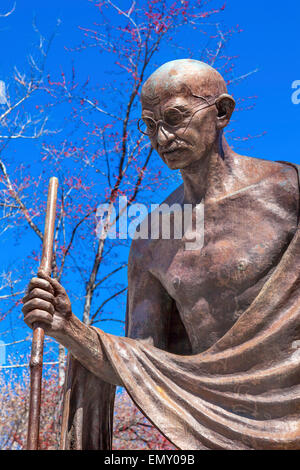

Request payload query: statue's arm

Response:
[126,249,173,350]
[57,312,123,385]
[22,241,172,386]
[22,272,123,386]
[126,273,172,350]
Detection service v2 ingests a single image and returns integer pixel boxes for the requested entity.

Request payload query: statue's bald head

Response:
[141,59,228,104]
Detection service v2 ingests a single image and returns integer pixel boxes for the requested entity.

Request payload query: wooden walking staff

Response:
[27,177,58,450]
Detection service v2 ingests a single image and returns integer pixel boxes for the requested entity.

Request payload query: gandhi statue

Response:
[22,60,300,450]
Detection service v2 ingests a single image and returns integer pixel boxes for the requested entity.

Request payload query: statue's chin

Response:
[165,161,185,170]
[163,154,190,170]
[166,157,200,171]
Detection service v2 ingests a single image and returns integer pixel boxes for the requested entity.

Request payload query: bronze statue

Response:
[22,59,300,450]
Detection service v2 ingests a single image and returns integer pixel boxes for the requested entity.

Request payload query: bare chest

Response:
[148,192,297,351]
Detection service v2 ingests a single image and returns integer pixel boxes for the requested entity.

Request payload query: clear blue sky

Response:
[0,0,299,369]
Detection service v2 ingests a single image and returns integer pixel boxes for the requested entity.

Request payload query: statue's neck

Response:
[181,134,232,205]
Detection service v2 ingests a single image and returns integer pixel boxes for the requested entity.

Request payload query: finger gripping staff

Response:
[27,177,58,450]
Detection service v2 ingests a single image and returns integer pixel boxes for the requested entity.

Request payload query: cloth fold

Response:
[60,353,115,450]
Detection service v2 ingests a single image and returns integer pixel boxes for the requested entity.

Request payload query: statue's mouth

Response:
[162,147,186,158]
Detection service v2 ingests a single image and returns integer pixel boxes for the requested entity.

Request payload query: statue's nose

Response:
[156,124,175,146]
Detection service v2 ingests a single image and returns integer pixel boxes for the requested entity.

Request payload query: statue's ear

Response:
[215,94,235,125]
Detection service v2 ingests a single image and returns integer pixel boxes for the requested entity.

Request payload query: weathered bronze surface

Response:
[26,177,58,450]
[23,59,300,450]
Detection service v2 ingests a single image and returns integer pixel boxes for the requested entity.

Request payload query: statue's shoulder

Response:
[128,184,184,269]
[232,152,298,190]
[232,153,299,213]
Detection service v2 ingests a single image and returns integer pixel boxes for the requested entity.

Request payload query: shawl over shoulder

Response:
[60,164,300,450]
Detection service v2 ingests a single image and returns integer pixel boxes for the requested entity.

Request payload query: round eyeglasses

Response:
[137,94,219,137]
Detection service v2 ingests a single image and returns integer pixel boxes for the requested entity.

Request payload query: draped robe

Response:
[60,163,300,450]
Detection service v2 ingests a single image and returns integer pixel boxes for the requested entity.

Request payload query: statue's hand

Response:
[22,271,72,337]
